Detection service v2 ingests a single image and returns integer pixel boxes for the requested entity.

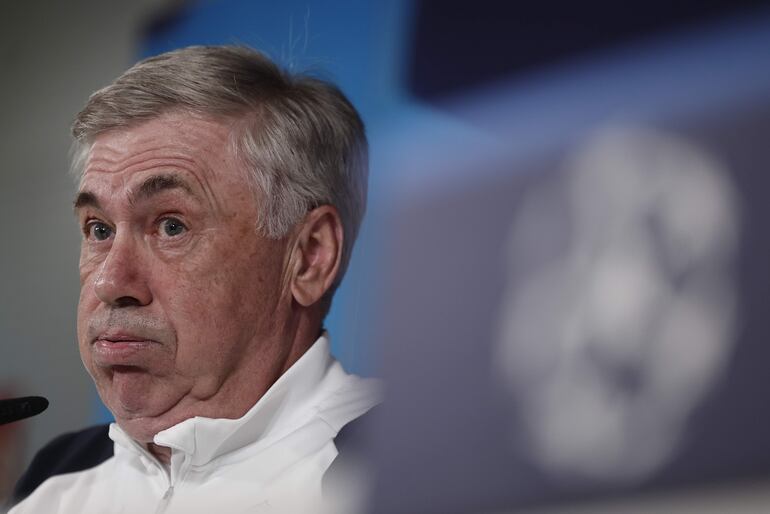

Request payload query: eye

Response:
[86,221,113,241]
[159,217,187,237]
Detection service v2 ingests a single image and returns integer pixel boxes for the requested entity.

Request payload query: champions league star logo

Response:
[495,126,741,484]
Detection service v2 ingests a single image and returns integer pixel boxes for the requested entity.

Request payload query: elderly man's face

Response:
[75,112,291,443]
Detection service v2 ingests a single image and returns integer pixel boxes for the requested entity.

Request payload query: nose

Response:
[93,230,152,307]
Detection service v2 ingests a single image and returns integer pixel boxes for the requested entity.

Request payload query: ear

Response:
[289,205,344,307]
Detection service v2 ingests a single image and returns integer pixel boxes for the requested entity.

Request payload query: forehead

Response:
[81,112,241,189]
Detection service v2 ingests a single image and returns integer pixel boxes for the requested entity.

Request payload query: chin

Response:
[114,414,178,444]
[115,419,156,444]
[100,390,187,443]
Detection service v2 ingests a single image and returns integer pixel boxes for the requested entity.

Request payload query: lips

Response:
[85,311,175,370]
[91,334,160,368]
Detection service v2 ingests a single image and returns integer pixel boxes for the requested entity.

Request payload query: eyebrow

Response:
[73,173,195,211]
[73,191,101,210]
[133,174,194,203]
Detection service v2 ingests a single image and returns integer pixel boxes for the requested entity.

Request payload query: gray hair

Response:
[72,45,368,305]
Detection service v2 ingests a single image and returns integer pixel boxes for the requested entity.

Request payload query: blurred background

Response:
[2,0,770,512]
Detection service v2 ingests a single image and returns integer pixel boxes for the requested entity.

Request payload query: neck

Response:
[148,442,171,466]
[128,306,322,450]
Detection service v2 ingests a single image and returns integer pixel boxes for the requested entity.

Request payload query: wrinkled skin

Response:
[75,112,313,452]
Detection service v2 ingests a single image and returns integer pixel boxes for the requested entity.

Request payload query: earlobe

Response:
[290,206,343,308]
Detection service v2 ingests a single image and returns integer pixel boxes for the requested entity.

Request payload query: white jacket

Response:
[10,336,381,514]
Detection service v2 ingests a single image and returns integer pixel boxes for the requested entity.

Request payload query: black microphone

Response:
[0,396,49,425]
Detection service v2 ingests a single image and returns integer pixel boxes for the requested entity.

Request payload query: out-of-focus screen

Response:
[363,2,770,513]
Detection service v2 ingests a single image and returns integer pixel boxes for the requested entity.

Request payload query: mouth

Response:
[91,334,160,367]
[94,332,153,342]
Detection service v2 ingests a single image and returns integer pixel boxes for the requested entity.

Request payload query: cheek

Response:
[153,269,232,358]
[76,303,96,379]
[76,256,109,376]
[77,251,103,328]
[77,291,95,344]
[158,250,281,364]
[160,268,248,341]
[77,282,92,333]
[78,242,104,284]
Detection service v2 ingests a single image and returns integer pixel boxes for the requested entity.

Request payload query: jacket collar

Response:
[110,333,338,467]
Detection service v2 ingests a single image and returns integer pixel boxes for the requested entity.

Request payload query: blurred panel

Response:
[364,10,770,514]
[409,0,768,101]
[495,125,740,484]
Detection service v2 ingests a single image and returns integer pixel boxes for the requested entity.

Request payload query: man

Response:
[9,45,379,513]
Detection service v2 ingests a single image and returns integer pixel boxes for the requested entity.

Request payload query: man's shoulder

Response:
[11,423,114,507]
[316,370,383,432]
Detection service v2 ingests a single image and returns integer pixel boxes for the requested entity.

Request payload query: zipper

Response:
[116,429,187,514]
[152,451,192,514]
[126,440,176,514]
[150,459,174,514]
[154,485,174,514]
